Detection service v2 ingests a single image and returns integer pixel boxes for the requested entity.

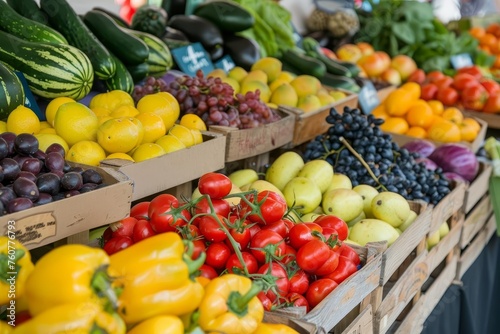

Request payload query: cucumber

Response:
[193,0,255,33]
[320,73,361,93]
[105,53,134,94]
[0,30,94,100]
[126,63,150,83]
[83,10,149,66]
[6,0,48,25]
[302,37,352,77]
[92,7,130,28]
[0,62,25,120]
[40,0,116,80]
[0,1,67,44]
[280,49,327,78]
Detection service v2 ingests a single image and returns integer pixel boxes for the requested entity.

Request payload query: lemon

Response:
[35,133,69,155]
[221,77,240,94]
[0,121,7,133]
[97,118,142,153]
[134,112,166,144]
[168,124,195,147]
[137,92,180,131]
[39,121,52,130]
[155,134,186,153]
[7,105,41,135]
[89,90,134,111]
[132,143,166,162]
[191,129,203,145]
[38,128,57,134]
[91,106,112,117]
[129,118,145,148]
[66,141,106,166]
[109,105,140,118]
[179,114,207,131]
[54,102,99,146]
[98,115,114,126]
[228,66,248,83]
[45,97,75,126]
[105,152,135,162]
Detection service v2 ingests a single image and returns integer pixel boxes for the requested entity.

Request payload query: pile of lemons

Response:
[2,90,206,166]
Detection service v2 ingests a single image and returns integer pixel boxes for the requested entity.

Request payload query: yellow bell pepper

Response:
[0,237,34,305]
[109,232,205,325]
[13,301,126,334]
[0,321,13,334]
[252,323,300,334]
[25,244,117,316]
[126,315,184,334]
[198,274,264,334]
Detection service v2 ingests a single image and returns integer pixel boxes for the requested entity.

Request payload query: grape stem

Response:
[339,136,388,191]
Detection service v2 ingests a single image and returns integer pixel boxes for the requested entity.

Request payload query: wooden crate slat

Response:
[430,182,466,234]
[464,162,492,213]
[460,194,493,249]
[426,211,463,273]
[340,305,374,334]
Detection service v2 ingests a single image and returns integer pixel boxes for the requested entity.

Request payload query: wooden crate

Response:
[337,304,374,334]
[464,161,493,213]
[460,194,493,249]
[376,86,397,103]
[263,312,324,334]
[430,181,467,235]
[463,109,500,130]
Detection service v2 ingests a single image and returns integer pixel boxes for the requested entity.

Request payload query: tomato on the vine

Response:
[103,236,133,255]
[225,252,259,274]
[191,239,206,260]
[198,172,232,199]
[314,248,340,276]
[261,219,291,238]
[457,65,483,80]
[287,292,310,312]
[249,229,286,264]
[295,239,331,274]
[305,278,338,309]
[406,69,426,85]
[111,217,137,238]
[257,291,273,311]
[313,215,348,241]
[323,256,359,284]
[281,245,297,265]
[257,262,290,302]
[132,219,155,243]
[240,191,287,225]
[420,83,438,101]
[452,73,479,91]
[288,222,322,250]
[148,194,191,233]
[426,71,445,83]
[199,214,228,242]
[483,93,500,113]
[205,242,232,270]
[437,87,459,106]
[462,85,489,111]
[480,78,500,95]
[339,243,361,266]
[288,269,310,295]
[130,201,149,220]
[198,264,218,279]
[193,197,231,217]
[226,225,252,251]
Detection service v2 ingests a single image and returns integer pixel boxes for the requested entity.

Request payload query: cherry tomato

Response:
[225,251,259,274]
[457,65,483,80]
[240,191,287,225]
[452,73,479,91]
[426,71,445,83]
[483,93,500,113]
[193,197,231,217]
[339,244,361,266]
[320,227,340,246]
[261,219,291,238]
[226,225,251,251]
[323,256,359,284]
[205,242,231,270]
[249,229,286,264]
[191,239,206,260]
[199,214,228,242]
[406,69,426,85]
[198,264,218,279]
[288,269,310,295]
[287,292,310,312]
[198,172,232,199]
[296,239,331,274]
[462,85,489,111]
[132,219,155,243]
[257,291,273,311]
[313,215,349,241]
[480,78,500,95]
[288,222,323,250]
[437,87,459,106]
[420,83,438,101]
[111,217,138,238]
[103,236,134,255]
[281,244,297,265]
[130,201,149,220]
[305,278,338,309]
[148,194,191,233]
[258,262,290,302]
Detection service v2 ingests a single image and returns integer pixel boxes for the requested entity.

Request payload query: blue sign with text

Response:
[171,43,214,77]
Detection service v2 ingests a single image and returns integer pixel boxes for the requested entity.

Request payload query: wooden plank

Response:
[430,182,466,234]
[374,251,429,334]
[340,305,374,334]
[54,231,89,247]
[464,162,492,213]
[460,194,493,249]
[164,182,193,200]
[263,312,320,334]
[242,152,270,172]
[381,202,431,285]
[457,214,497,279]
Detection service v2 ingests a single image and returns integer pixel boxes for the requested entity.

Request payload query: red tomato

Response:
[437,87,459,106]
[434,76,454,90]
[452,73,479,91]
[111,217,138,238]
[288,222,323,250]
[257,291,273,311]
[226,225,252,251]
[288,269,310,295]
[225,252,259,274]
[240,191,287,225]
[205,242,232,270]
[198,264,218,279]
[323,256,359,284]
[296,239,331,274]
[130,201,149,220]
[261,219,291,238]
[462,85,489,111]
[482,93,500,113]
[198,172,232,199]
[287,292,310,312]
[320,227,340,246]
[305,278,338,309]
[148,194,190,233]
[426,71,445,83]
[406,69,426,85]
[103,236,134,255]
[281,244,297,265]
[199,214,228,242]
[102,227,113,244]
[258,262,290,302]
[313,215,348,241]
[314,249,340,276]
[191,239,206,260]
[249,229,286,264]
[480,78,500,95]
[339,244,361,266]
[132,219,155,243]
[193,197,231,217]
[457,65,483,80]
[420,83,439,101]
[247,223,262,238]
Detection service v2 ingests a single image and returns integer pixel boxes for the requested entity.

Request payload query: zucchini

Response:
[0,30,94,100]
[105,53,134,94]
[0,62,25,120]
[6,0,48,25]
[126,63,150,83]
[92,7,130,28]
[131,5,168,38]
[126,29,173,70]
[161,37,190,50]
[302,37,352,77]
[40,0,116,80]
[193,0,255,33]
[280,49,327,78]
[83,10,149,66]
[320,73,361,93]
[0,1,67,44]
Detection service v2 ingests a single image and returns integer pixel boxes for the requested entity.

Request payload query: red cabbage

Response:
[415,157,438,170]
[402,140,436,158]
[428,144,479,182]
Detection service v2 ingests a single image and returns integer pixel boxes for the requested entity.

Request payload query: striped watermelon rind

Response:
[0,61,25,120]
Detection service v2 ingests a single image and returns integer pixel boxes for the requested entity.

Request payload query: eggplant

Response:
[161,0,186,17]
[167,15,223,52]
[223,34,261,71]
[163,26,189,42]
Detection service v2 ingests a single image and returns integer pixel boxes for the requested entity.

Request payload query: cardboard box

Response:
[209,109,294,162]
[280,91,359,147]
[1,165,133,250]
[100,132,226,201]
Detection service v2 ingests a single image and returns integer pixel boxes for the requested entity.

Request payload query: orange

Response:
[479,33,498,49]
[469,26,486,39]
[427,119,461,143]
[384,88,415,116]
[462,117,481,133]
[427,100,444,115]
[380,117,409,135]
[494,54,500,69]
[459,118,481,142]
[405,126,427,139]
[441,107,464,124]
[400,82,421,100]
[372,104,389,121]
[486,23,500,37]
[406,101,434,129]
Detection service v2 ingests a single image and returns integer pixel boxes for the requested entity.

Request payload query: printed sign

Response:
[450,53,473,70]
[14,71,43,120]
[171,43,215,77]
[214,55,236,72]
[358,80,380,115]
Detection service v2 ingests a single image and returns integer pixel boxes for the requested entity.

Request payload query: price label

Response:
[450,53,473,70]
[358,81,380,115]
[14,71,43,121]
[214,55,236,72]
[171,43,215,77]
[291,22,303,49]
